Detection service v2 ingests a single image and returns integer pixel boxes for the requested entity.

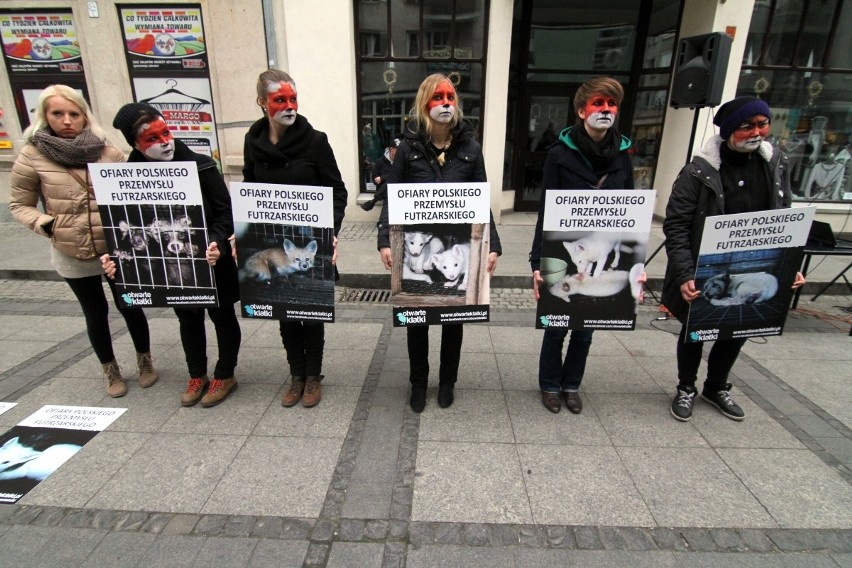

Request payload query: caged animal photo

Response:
[101,204,213,289]
[397,224,476,296]
[701,272,779,306]
[234,222,335,307]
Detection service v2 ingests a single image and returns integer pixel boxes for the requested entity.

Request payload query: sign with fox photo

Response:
[536,189,656,330]
[684,206,815,343]
[386,182,492,326]
[0,405,125,505]
[230,182,335,322]
[90,161,218,308]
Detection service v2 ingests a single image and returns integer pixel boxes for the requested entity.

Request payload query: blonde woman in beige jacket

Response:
[9,84,157,397]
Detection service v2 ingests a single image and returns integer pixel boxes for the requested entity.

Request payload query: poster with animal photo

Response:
[0,405,125,504]
[231,182,335,322]
[536,189,656,330]
[387,182,491,326]
[90,161,218,308]
[685,206,816,342]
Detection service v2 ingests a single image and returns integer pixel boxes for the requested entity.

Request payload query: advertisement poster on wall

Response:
[117,4,221,169]
[0,9,88,129]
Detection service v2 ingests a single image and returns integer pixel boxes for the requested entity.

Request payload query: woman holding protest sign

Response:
[9,85,157,398]
[106,102,241,408]
[376,73,502,412]
[242,69,348,409]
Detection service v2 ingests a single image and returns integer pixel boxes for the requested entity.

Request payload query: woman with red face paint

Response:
[530,76,641,415]
[664,96,805,423]
[377,73,502,413]
[9,85,157,398]
[242,69,348,409]
[108,102,242,408]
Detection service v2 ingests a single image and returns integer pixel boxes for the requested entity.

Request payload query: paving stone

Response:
[574,526,603,550]
[9,505,42,525]
[709,528,747,551]
[546,525,576,549]
[382,542,406,568]
[223,515,256,538]
[112,511,149,532]
[738,529,777,552]
[192,514,227,536]
[518,525,547,547]
[326,542,385,568]
[28,506,65,527]
[681,528,718,551]
[162,514,199,536]
[193,536,258,566]
[408,522,435,545]
[618,527,658,551]
[463,523,490,546]
[819,530,852,553]
[140,512,172,534]
[311,519,336,543]
[281,518,313,540]
[651,527,687,551]
[767,529,823,552]
[490,524,521,546]
[339,518,366,541]
[89,510,124,530]
[303,542,331,567]
[433,522,463,545]
[365,520,388,540]
[59,508,95,529]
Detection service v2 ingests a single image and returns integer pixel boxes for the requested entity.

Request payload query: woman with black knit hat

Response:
[242,69,348,409]
[106,102,241,408]
[9,85,158,398]
[663,96,805,423]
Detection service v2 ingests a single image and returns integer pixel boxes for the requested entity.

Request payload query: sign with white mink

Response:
[536,189,656,330]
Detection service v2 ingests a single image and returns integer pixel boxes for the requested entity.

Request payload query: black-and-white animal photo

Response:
[701,272,778,306]
[398,224,473,296]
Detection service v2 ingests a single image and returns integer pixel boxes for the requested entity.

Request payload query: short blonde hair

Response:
[411,73,462,135]
[23,84,107,141]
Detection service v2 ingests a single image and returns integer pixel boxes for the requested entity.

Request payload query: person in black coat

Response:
[663,96,805,422]
[107,102,242,408]
[377,73,502,412]
[243,69,348,409]
[361,134,401,211]
[529,76,642,415]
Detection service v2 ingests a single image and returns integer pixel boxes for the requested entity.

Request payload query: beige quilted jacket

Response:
[9,143,125,260]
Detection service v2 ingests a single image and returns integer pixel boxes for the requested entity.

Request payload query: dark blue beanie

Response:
[713,96,771,140]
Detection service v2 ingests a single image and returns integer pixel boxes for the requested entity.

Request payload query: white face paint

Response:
[727,117,770,153]
[579,95,619,133]
[427,81,457,124]
[429,104,456,124]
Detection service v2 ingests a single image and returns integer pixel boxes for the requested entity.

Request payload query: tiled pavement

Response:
[0,280,849,567]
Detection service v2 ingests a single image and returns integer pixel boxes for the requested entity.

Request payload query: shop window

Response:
[739,0,851,202]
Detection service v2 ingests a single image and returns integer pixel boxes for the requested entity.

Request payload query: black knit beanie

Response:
[713,96,771,140]
[112,102,163,146]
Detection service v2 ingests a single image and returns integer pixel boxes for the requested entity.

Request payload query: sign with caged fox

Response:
[230,182,336,322]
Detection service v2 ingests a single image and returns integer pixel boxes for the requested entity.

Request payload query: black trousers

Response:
[406,324,463,388]
[279,321,325,377]
[174,303,241,379]
[676,326,747,392]
[65,275,150,364]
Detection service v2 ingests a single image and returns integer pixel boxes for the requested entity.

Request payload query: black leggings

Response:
[65,275,150,364]
[676,326,747,392]
[174,304,241,379]
[279,321,325,377]
[407,324,463,388]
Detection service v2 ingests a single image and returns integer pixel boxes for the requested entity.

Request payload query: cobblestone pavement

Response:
[0,280,850,568]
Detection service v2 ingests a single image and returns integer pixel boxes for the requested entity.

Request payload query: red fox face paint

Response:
[428,80,457,124]
[267,82,298,127]
[135,118,175,161]
[579,94,618,131]
[729,116,770,152]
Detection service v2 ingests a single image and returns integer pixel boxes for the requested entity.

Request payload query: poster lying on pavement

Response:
[386,182,492,327]
[536,189,656,330]
[231,182,336,322]
[90,161,218,308]
[0,406,126,504]
[685,206,816,342]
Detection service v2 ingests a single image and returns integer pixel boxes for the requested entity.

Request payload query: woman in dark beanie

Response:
[243,69,348,409]
[377,73,502,412]
[9,85,157,398]
[106,102,241,407]
[663,96,805,422]
[529,76,639,415]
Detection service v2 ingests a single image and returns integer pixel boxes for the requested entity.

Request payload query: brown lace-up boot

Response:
[282,377,306,407]
[102,360,127,398]
[136,352,159,387]
[181,376,209,407]
[302,376,322,408]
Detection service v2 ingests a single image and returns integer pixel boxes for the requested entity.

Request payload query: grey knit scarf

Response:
[30,128,105,168]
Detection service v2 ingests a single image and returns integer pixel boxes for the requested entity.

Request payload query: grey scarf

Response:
[30,128,105,168]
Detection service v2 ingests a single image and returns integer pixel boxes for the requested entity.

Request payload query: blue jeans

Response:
[538,328,594,393]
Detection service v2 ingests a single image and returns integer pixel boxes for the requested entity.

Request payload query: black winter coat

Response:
[376,119,502,254]
[370,153,394,202]
[128,140,239,303]
[529,126,634,271]
[661,136,791,321]
[242,115,348,235]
